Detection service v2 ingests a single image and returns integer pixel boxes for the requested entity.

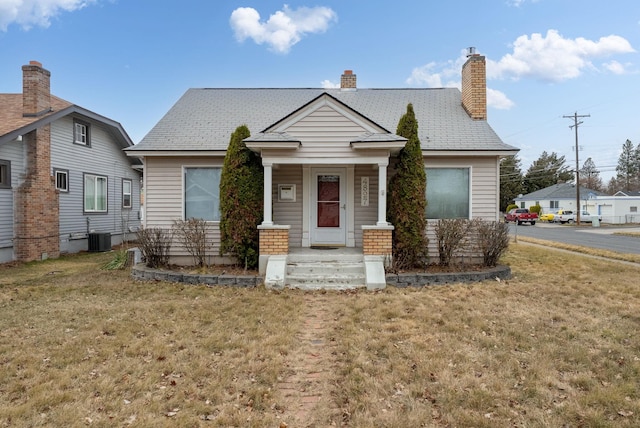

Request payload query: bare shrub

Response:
[472,219,510,267]
[136,227,172,268]
[173,218,209,267]
[435,219,471,266]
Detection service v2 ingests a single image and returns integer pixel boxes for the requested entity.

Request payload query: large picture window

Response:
[84,173,107,212]
[184,167,221,221]
[425,168,470,219]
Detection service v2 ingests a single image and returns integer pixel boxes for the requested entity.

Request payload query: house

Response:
[0,61,142,263]
[514,183,607,214]
[584,191,640,224]
[126,54,518,287]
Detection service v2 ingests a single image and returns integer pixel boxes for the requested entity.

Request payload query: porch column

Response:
[262,161,273,226]
[377,161,389,226]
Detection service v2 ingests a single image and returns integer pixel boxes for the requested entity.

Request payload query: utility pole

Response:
[563,112,590,225]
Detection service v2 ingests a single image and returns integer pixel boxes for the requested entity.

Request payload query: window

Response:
[74,120,90,146]
[425,168,470,219]
[122,179,132,208]
[631,206,638,213]
[550,200,559,209]
[54,169,69,192]
[184,167,221,221]
[0,160,10,189]
[84,173,107,212]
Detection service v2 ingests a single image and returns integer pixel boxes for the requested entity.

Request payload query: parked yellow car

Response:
[539,211,558,223]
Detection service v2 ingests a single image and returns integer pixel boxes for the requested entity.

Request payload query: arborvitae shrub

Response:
[387,104,428,269]
[219,125,263,269]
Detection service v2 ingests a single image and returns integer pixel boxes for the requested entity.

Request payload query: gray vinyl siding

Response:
[272,165,302,247]
[354,165,378,247]
[144,156,224,260]
[0,139,24,257]
[50,117,141,252]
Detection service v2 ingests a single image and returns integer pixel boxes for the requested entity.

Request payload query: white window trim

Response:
[122,178,132,209]
[74,120,90,146]
[54,169,69,192]
[425,165,473,219]
[84,173,108,213]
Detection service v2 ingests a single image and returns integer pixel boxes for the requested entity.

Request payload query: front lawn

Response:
[0,245,639,427]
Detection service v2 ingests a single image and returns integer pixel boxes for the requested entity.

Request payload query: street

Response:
[509,222,640,255]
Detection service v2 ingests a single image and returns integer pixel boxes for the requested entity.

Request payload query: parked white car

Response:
[556,210,602,224]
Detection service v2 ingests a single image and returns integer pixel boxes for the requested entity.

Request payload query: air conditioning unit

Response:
[88,232,111,252]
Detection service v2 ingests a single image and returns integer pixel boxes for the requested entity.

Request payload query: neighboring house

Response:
[584,191,640,224]
[0,61,142,263]
[126,54,518,278]
[514,183,607,214]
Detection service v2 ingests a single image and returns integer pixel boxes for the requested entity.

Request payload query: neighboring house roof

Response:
[516,183,608,201]
[0,93,137,156]
[128,88,517,153]
[613,190,640,197]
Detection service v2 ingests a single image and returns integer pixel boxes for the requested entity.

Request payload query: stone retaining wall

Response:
[131,262,511,289]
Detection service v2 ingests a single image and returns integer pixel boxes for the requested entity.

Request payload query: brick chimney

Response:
[22,60,51,117]
[461,51,487,120]
[340,70,356,90]
[15,60,60,262]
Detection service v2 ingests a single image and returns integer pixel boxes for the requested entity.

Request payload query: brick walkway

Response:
[276,294,341,427]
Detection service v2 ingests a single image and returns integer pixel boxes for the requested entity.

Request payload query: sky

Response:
[1,0,639,183]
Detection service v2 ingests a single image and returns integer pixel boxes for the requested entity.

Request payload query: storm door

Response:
[310,169,346,246]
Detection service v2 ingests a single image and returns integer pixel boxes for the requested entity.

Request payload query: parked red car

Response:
[504,208,538,225]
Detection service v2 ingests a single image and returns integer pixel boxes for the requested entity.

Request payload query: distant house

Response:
[0,61,142,263]
[585,191,640,224]
[126,54,518,285]
[514,183,607,213]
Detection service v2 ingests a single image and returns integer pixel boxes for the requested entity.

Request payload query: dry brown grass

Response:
[1,246,639,427]
[614,231,640,238]
[517,235,640,264]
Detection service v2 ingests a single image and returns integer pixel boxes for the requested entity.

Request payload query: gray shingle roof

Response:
[128,87,517,152]
[518,183,608,200]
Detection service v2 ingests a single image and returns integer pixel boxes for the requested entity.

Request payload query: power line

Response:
[563,112,590,225]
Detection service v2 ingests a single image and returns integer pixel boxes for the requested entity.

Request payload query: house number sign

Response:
[361,177,369,207]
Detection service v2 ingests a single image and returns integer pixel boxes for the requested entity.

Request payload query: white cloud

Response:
[0,0,95,31]
[487,88,515,110]
[405,57,463,88]
[321,79,339,89]
[229,5,337,54]
[602,60,629,75]
[487,29,635,82]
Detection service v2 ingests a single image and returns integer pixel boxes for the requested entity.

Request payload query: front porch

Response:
[259,224,393,290]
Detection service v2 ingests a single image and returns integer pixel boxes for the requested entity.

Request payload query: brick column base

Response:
[257,225,290,275]
[362,225,394,257]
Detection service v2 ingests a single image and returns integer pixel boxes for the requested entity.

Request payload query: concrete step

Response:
[285,255,366,290]
[286,262,364,276]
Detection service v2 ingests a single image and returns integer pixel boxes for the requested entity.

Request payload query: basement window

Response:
[0,160,10,189]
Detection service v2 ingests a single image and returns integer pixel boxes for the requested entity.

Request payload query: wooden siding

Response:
[50,117,141,251]
[144,156,224,257]
[272,165,303,247]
